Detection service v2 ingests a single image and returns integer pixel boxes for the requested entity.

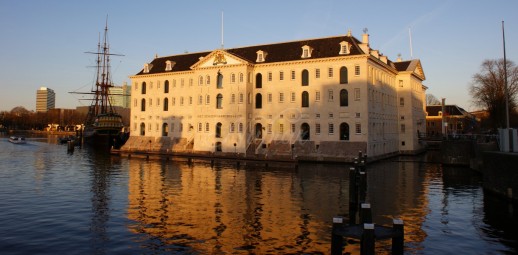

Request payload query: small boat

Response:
[8,136,26,144]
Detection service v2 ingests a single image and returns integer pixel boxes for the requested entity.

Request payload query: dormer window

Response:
[165,60,175,71]
[256,50,267,63]
[339,41,350,55]
[143,63,153,73]
[301,45,313,58]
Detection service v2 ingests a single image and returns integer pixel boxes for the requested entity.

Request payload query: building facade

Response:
[426,105,478,137]
[36,87,56,112]
[109,82,131,108]
[125,31,427,160]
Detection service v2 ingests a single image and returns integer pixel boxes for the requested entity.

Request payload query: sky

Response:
[1,0,517,112]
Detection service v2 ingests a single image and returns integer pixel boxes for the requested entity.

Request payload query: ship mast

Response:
[85,19,123,123]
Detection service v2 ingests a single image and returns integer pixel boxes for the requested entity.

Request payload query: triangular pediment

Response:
[413,61,425,80]
[191,50,249,69]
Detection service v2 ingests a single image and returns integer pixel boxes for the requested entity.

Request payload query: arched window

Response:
[199,76,203,85]
[301,123,310,140]
[302,69,309,86]
[256,73,262,88]
[206,75,211,85]
[301,91,309,107]
[140,122,145,136]
[163,98,169,111]
[141,98,146,111]
[340,89,349,107]
[141,82,147,94]
[255,123,263,139]
[340,123,350,140]
[164,80,169,93]
[162,123,169,137]
[216,122,222,138]
[216,94,223,109]
[217,72,223,88]
[340,66,348,84]
[255,93,262,109]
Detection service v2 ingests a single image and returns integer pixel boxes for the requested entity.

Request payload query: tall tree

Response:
[426,94,441,105]
[469,59,518,129]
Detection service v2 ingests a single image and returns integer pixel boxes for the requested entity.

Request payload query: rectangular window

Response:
[267,93,272,103]
[291,92,296,102]
[149,98,153,106]
[231,94,236,104]
[355,123,361,134]
[230,123,235,133]
[198,95,203,105]
[328,123,334,134]
[268,72,272,82]
[291,123,296,133]
[239,93,244,104]
[399,80,403,87]
[172,97,176,106]
[279,124,284,134]
[189,96,192,105]
[355,112,361,118]
[189,79,193,87]
[267,124,272,134]
[157,98,160,106]
[181,79,184,87]
[355,65,360,76]
[401,124,406,133]
[328,90,334,101]
[316,123,321,134]
[179,97,183,106]
[315,68,320,78]
[355,88,360,101]
[328,67,333,78]
[400,97,405,106]
[279,71,284,81]
[315,91,321,101]
[329,113,334,118]
[316,113,320,118]
[291,70,296,80]
[279,93,285,103]
[133,99,137,107]
[205,123,209,132]
[198,123,202,132]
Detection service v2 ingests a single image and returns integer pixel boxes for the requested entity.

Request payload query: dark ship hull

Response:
[83,113,126,150]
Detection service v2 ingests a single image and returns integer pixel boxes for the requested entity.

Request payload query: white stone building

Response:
[125,31,427,161]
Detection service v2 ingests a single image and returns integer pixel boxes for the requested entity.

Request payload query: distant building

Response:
[108,82,131,108]
[126,30,427,160]
[426,105,478,137]
[36,87,55,112]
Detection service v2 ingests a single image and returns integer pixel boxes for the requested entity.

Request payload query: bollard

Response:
[392,219,404,255]
[361,223,375,255]
[359,171,367,202]
[331,217,344,255]
[349,167,358,224]
[67,141,74,153]
[360,203,372,224]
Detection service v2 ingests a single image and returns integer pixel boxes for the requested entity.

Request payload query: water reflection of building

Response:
[366,161,428,248]
[126,161,351,253]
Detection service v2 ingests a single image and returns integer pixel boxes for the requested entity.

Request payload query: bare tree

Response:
[426,94,441,105]
[469,59,518,128]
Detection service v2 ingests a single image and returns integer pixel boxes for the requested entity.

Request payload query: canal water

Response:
[0,137,517,254]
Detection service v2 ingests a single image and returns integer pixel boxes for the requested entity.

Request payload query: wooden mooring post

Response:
[331,152,405,255]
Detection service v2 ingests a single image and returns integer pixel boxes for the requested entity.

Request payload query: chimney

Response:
[362,33,369,45]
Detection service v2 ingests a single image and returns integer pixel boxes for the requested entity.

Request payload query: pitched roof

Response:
[135,35,366,75]
[426,105,465,116]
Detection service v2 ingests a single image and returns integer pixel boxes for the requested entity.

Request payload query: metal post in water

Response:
[392,219,405,255]
[361,223,375,255]
[331,217,344,255]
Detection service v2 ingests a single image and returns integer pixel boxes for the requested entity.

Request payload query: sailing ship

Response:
[79,21,125,149]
